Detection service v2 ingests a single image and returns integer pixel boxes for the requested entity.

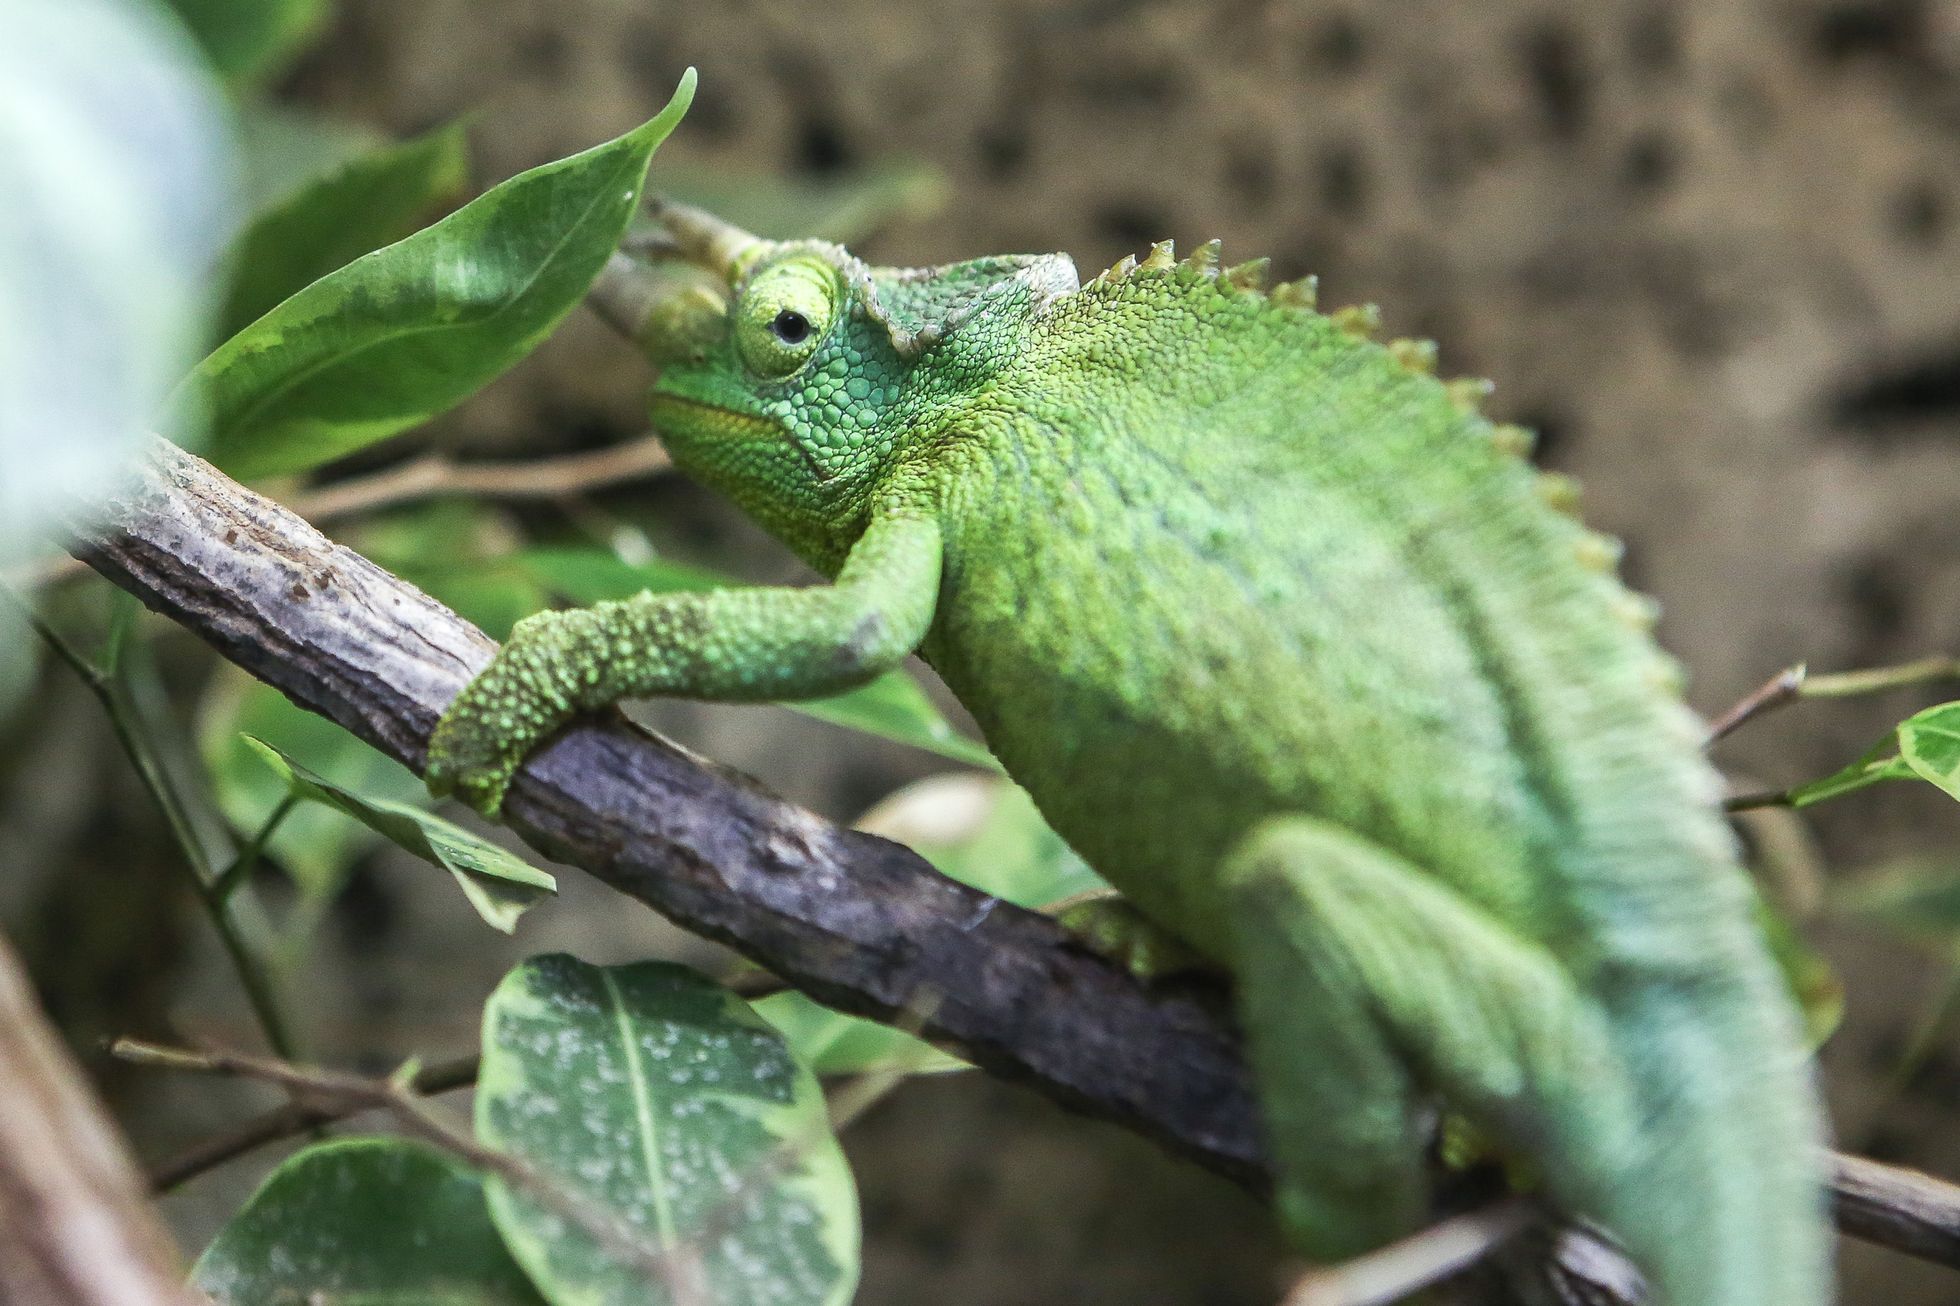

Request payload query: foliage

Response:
[11,5,1960,1299]
[176,72,696,480]
[193,1138,546,1305]
[477,957,860,1306]
[244,738,555,932]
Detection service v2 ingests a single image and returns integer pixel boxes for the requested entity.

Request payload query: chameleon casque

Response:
[426,196,1830,1304]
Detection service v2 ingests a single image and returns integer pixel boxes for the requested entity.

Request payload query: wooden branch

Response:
[0,933,200,1306]
[69,436,1264,1179]
[63,437,1960,1303]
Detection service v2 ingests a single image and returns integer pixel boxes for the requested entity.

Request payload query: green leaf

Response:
[1786,746,1915,809]
[199,671,426,897]
[218,120,472,338]
[193,1137,547,1305]
[753,991,966,1077]
[159,0,325,85]
[234,101,384,212]
[799,673,999,769]
[246,737,554,932]
[477,956,859,1306]
[1898,701,1960,801]
[180,70,696,480]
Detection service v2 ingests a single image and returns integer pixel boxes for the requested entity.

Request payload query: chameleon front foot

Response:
[427,608,609,816]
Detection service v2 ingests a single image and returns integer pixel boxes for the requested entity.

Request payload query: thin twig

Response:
[150,972,788,1192]
[210,794,297,904]
[0,584,298,1060]
[293,433,672,524]
[1805,657,1960,700]
[1725,789,1792,812]
[1279,1198,1539,1306]
[114,1039,696,1296]
[145,1052,480,1194]
[15,433,674,589]
[1708,655,1960,745]
[1706,664,1807,743]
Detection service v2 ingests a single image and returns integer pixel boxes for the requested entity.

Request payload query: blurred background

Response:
[7,0,1960,1301]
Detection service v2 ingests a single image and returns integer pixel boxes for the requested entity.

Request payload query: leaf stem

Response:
[212,794,299,904]
[114,1038,685,1293]
[2,584,300,1060]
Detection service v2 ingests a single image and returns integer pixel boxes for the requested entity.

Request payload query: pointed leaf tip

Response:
[183,76,696,481]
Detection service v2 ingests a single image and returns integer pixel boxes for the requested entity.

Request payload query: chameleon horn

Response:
[649,197,763,279]
[586,252,667,345]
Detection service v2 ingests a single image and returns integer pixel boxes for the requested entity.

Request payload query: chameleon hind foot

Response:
[1048,890,1216,983]
[1220,815,1641,1261]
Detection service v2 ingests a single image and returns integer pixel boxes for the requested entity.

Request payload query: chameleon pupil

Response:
[771,309,810,344]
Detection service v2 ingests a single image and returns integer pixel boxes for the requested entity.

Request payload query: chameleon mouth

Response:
[647,393,835,483]
[647,393,783,442]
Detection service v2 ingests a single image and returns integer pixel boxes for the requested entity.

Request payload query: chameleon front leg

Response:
[1218,817,1642,1262]
[426,509,943,814]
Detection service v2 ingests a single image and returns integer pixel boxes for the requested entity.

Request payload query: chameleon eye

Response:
[734,257,838,379]
[770,309,811,344]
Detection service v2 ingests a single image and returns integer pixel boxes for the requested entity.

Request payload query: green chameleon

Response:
[426,197,1829,1304]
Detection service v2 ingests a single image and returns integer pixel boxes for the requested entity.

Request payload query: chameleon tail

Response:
[1594,975,1831,1306]
[1221,818,1830,1304]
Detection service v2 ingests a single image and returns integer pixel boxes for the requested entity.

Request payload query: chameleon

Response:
[425,197,1830,1305]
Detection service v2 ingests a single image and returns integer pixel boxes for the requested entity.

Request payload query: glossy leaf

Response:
[160,0,325,85]
[477,956,859,1306]
[1898,701,1960,802]
[753,991,965,1078]
[246,737,554,932]
[193,1137,546,1305]
[199,670,426,896]
[180,71,695,480]
[219,120,471,337]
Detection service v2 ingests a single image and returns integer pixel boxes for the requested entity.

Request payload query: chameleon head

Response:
[623,199,1078,565]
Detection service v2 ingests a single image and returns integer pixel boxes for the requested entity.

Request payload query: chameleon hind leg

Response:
[1218,816,1642,1262]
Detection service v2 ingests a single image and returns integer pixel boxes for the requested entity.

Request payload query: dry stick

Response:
[292,433,672,524]
[1280,1198,1539,1306]
[1706,664,1808,743]
[113,1039,701,1299]
[146,1052,480,1194]
[1707,656,1960,745]
[63,438,1960,1303]
[20,432,673,588]
[149,973,788,1193]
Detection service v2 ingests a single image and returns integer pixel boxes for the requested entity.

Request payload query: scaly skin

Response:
[428,201,1830,1304]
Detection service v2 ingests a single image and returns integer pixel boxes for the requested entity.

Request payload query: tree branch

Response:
[64,437,1960,1302]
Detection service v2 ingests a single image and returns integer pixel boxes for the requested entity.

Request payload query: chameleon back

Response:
[903,246,1829,1305]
